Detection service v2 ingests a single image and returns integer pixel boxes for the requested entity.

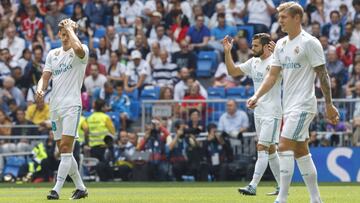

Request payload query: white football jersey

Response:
[239,55,282,118]
[43,44,89,110]
[273,30,325,114]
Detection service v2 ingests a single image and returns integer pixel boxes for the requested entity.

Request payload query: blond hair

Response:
[277,1,304,18]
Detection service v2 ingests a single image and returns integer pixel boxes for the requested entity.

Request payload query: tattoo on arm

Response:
[314,65,332,104]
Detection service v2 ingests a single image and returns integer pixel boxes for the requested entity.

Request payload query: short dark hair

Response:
[94,99,106,112]
[252,33,271,46]
[217,13,225,19]
[338,36,350,43]
[115,81,124,88]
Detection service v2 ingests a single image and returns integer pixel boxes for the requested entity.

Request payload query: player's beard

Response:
[253,48,264,57]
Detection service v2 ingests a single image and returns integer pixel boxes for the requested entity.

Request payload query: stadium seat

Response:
[140,86,160,100]
[196,59,213,77]
[226,87,246,98]
[3,156,26,178]
[94,27,106,38]
[64,4,74,16]
[198,51,218,71]
[237,25,254,45]
[207,87,226,99]
[50,40,62,49]
[130,100,140,120]
[106,111,121,131]
[125,89,139,101]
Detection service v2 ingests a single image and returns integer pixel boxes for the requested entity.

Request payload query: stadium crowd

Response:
[0,0,360,182]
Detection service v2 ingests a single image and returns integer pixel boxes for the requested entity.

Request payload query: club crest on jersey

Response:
[266,65,270,71]
[294,46,300,54]
[54,50,60,56]
[69,53,74,58]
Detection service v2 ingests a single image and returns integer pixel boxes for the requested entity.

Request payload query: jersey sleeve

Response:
[306,38,325,68]
[43,50,52,72]
[272,40,282,67]
[238,58,253,76]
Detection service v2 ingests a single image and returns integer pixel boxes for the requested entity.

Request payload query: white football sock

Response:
[275,151,294,203]
[68,155,86,191]
[249,150,269,187]
[52,153,72,194]
[268,151,280,186]
[296,154,322,203]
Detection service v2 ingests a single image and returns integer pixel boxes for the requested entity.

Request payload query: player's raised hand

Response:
[222,35,233,53]
[247,95,258,109]
[326,104,340,125]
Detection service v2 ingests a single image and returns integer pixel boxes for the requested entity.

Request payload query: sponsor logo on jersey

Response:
[282,56,301,69]
[53,63,73,76]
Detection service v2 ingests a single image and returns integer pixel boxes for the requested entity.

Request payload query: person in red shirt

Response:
[85,52,107,76]
[22,5,44,42]
[336,36,357,67]
[181,82,206,117]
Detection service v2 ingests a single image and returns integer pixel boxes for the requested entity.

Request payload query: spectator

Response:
[310,0,326,26]
[336,36,357,67]
[106,26,127,53]
[244,0,276,33]
[107,51,126,83]
[84,63,108,96]
[330,76,345,99]
[353,0,360,22]
[224,0,246,26]
[181,82,206,116]
[1,76,25,109]
[146,11,164,40]
[209,13,237,52]
[31,30,51,56]
[319,35,330,54]
[326,46,347,84]
[121,0,144,27]
[203,123,233,181]
[0,24,25,62]
[171,40,197,73]
[174,68,208,100]
[209,3,235,29]
[322,10,343,44]
[350,19,360,49]
[84,0,107,27]
[213,62,239,88]
[0,48,13,82]
[191,4,210,27]
[11,67,27,93]
[127,131,139,149]
[310,21,321,38]
[127,34,150,59]
[148,24,173,53]
[12,109,39,136]
[99,81,115,107]
[169,10,190,44]
[187,109,204,135]
[0,0,17,22]
[344,22,353,39]
[347,61,360,94]
[44,1,67,42]
[146,42,162,69]
[109,82,131,130]
[218,99,249,138]
[25,99,49,125]
[23,45,44,87]
[85,52,107,76]
[21,5,44,42]
[124,50,152,93]
[152,50,178,87]
[234,37,252,63]
[308,131,320,147]
[92,37,110,69]
[71,2,91,41]
[17,48,32,75]
[186,15,211,52]
[108,3,126,28]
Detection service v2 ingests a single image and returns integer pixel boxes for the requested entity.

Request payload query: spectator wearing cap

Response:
[124,50,152,93]
[121,0,144,27]
[186,15,211,52]
[351,19,360,49]
[322,10,343,45]
[84,63,108,96]
[0,24,25,62]
[152,50,178,87]
[146,11,164,40]
[242,0,276,34]
[147,24,173,53]
[44,1,68,42]
[84,0,107,27]
[85,52,107,77]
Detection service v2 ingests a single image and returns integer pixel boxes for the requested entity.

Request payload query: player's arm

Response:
[63,19,85,59]
[247,66,281,109]
[35,71,52,102]
[223,35,245,77]
[314,64,340,124]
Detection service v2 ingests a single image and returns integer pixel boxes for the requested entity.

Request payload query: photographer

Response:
[167,120,208,181]
[137,118,170,181]
[203,123,233,181]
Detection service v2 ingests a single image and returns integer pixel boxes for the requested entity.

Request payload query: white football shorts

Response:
[281,111,315,141]
[50,106,82,141]
[255,116,282,147]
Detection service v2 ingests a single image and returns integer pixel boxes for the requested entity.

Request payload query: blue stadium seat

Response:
[196,59,212,77]
[3,156,26,178]
[106,111,120,131]
[207,87,226,99]
[237,25,254,45]
[130,100,140,120]
[64,4,74,16]
[198,51,218,71]
[140,87,160,100]
[226,87,246,98]
[94,27,106,38]
[50,40,62,49]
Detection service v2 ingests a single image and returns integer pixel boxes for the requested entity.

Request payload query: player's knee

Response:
[59,144,72,153]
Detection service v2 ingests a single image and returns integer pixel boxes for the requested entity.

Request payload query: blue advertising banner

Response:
[293,147,360,182]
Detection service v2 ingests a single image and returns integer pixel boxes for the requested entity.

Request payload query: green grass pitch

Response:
[0,182,358,202]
